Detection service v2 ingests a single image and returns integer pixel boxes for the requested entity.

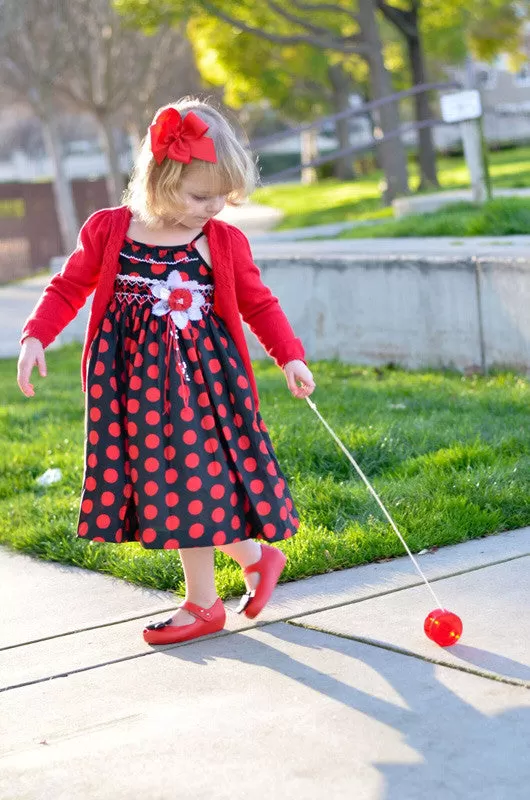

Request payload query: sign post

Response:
[440,89,491,204]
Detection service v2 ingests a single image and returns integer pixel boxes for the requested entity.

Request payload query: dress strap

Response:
[190,231,205,244]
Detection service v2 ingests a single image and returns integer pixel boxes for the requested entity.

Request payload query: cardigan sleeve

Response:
[20,209,110,349]
[231,227,307,369]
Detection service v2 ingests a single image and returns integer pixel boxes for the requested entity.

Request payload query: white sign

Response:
[440,90,482,124]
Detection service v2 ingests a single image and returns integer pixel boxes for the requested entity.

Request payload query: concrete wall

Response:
[243,255,530,374]
[51,255,530,374]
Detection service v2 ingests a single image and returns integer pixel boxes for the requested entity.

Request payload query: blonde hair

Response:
[123,97,259,229]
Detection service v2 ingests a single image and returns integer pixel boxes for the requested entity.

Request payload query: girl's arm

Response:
[19,209,109,349]
[231,227,307,369]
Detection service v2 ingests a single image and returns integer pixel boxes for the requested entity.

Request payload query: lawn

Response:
[252,146,530,231]
[2,344,529,600]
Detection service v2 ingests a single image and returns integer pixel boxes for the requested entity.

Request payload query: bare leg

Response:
[169,546,218,626]
[216,539,263,592]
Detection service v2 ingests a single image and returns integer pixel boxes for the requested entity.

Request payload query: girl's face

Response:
[178,171,227,229]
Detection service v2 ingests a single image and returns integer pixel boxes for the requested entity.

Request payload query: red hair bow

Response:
[149,108,217,165]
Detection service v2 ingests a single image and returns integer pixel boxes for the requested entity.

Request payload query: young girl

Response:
[17,97,316,646]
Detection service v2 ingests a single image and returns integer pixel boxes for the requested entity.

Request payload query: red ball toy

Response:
[424,609,463,647]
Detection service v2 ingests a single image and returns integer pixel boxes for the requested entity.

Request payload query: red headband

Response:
[149,108,217,165]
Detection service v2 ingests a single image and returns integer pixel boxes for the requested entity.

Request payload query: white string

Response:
[304,395,446,610]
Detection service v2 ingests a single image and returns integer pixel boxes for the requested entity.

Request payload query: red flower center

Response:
[168,287,193,312]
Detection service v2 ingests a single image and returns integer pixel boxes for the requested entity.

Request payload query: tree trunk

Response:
[300,128,318,184]
[408,31,439,190]
[327,63,356,180]
[40,111,79,253]
[96,113,125,206]
[358,0,409,202]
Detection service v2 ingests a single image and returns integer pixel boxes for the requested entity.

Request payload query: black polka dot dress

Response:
[76,232,301,549]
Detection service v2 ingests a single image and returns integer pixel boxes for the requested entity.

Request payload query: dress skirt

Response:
[75,233,301,549]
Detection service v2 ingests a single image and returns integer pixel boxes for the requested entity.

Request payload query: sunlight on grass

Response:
[1,346,529,599]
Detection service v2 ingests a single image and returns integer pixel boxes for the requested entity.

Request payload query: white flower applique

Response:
[150,269,206,328]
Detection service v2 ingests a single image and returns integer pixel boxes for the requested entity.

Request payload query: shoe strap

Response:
[180,599,220,621]
[243,544,265,577]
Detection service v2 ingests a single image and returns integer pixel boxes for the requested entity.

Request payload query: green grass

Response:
[338,198,530,239]
[1,344,529,600]
[252,146,530,231]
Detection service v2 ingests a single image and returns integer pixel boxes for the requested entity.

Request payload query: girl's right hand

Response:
[17,337,47,397]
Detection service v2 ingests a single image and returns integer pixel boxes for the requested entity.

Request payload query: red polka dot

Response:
[145,434,160,449]
[212,530,226,545]
[193,369,205,384]
[131,468,139,483]
[115,530,123,543]
[209,484,225,500]
[188,347,198,362]
[178,386,191,402]
[106,445,120,460]
[146,364,159,380]
[145,481,159,496]
[204,336,214,351]
[189,523,205,538]
[130,376,142,391]
[78,522,88,536]
[94,360,105,376]
[98,339,109,353]
[280,506,288,520]
[244,397,253,410]
[110,376,118,392]
[96,514,111,529]
[259,441,269,455]
[134,352,144,368]
[164,445,176,459]
[127,398,140,414]
[274,483,284,498]
[181,407,194,422]
[182,429,197,446]
[82,499,93,513]
[263,523,277,539]
[145,457,159,472]
[92,537,106,542]
[217,404,227,418]
[148,342,159,357]
[89,431,99,445]
[209,359,221,373]
[202,438,217,453]
[124,484,133,498]
[110,400,120,414]
[166,492,179,506]
[229,358,237,369]
[250,480,264,494]
[146,410,160,425]
[233,414,243,427]
[85,476,96,491]
[103,468,118,483]
[108,422,121,437]
[146,387,160,402]
[166,468,178,483]
[201,415,215,430]
[166,515,180,530]
[197,392,209,407]
[211,507,225,523]
[286,497,293,511]
[101,491,115,506]
[188,499,203,515]
[222,426,232,441]
[89,408,101,422]
[186,476,201,492]
[163,539,180,549]
[102,318,113,333]
[185,453,200,468]
[257,501,271,515]
[214,382,223,395]
[144,505,158,520]
[143,528,157,543]
[207,462,222,477]
[231,516,241,530]
[244,457,257,472]
[238,436,250,450]
[283,530,293,539]
[129,445,139,460]
[230,491,238,507]
[90,384,103,399]
[237,375,249,389]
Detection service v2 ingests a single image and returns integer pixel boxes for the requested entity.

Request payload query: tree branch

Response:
[197,1,371,54]
[377,0,417,40]
[290,0,359,21]
[264,0,340,38]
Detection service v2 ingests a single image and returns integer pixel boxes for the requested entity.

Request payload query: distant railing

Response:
[249,81,461,183]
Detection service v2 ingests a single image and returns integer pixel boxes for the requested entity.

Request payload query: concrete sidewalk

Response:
[1,528,529,798]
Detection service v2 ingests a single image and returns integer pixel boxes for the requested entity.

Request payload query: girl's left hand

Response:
[283,360,316,399]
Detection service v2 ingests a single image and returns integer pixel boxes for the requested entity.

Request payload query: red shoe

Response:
[236,544,287,619]
[143,598,226,645]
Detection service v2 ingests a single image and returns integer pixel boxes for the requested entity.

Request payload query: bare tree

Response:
[0,0,80,251]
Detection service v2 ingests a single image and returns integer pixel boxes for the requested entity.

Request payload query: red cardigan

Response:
[20,205,306,413]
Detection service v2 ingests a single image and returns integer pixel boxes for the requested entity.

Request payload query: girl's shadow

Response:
[165,621,530,799]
